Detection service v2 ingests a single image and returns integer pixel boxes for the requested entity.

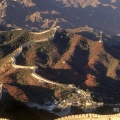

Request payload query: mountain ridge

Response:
[0,0,120,34]
[1,28,120,118]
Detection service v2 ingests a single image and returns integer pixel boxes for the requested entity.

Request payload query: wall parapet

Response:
[32,68,61,85]
[0,118,9,120]
[55,113,120,120]
[30,26,59,35]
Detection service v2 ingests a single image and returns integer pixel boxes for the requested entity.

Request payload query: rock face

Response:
[0,0,120,33]
[53,0,101,8]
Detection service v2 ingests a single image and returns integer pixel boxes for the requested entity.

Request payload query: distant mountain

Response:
[0,0,120,34]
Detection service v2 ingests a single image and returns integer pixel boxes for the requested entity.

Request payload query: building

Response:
[0,83,2,100]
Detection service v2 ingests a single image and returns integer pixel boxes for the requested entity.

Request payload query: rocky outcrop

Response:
[54,0,100,8]
[0,0,120,34]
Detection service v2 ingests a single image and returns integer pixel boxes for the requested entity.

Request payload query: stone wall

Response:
[30,29,52,35]
[11,56,37,69]
[56,113,120,120]
[30,26,59,35]
[0,118,9,120]
[10,27,119,120]
[0,83,2,100]
[34,38,48,42]
[11,27,61,85]
[32,68,61,85]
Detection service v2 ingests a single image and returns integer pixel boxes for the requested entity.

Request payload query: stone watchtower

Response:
[99,30,103,43]
[0,83,2,100]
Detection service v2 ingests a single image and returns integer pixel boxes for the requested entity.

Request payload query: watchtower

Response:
[0,83,2,100]
[99,30,103,42]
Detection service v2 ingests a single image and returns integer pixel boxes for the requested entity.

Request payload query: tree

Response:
[54,90,61,98]
[85,74,96,87]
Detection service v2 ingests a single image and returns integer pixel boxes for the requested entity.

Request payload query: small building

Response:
[113,108,120,112]
[72,102,79,107]
[97,102,104,107]
[0,83,2,100]
[86,102,92,107]
[66,102,72,107]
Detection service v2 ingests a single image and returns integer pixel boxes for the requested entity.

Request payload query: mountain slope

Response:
[0,0,120,34]
[1,28,120,118]
[4,28,119,105]
[14,29,120,88]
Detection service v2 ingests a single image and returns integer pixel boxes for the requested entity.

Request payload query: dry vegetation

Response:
[0,29,120,119]
[14,30,120,89]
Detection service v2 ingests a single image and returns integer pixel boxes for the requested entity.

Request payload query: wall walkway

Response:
[0,118,9,120]
[11,27,61,85]
[56,113,120,120]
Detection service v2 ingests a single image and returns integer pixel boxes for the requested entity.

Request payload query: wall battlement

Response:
[56,113,120,120]
[0,118,9,120]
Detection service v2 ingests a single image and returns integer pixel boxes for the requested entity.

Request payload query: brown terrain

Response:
[13,29,120,103]
[0,0,120,34]
[0,29,59,120]
[0,28,120,119]
[0,0,120,119]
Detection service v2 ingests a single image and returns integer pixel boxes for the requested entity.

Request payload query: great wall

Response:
[10,27,61,85]
[0,118,9,120]
[7,27,120,120]
[56,113,120,120]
